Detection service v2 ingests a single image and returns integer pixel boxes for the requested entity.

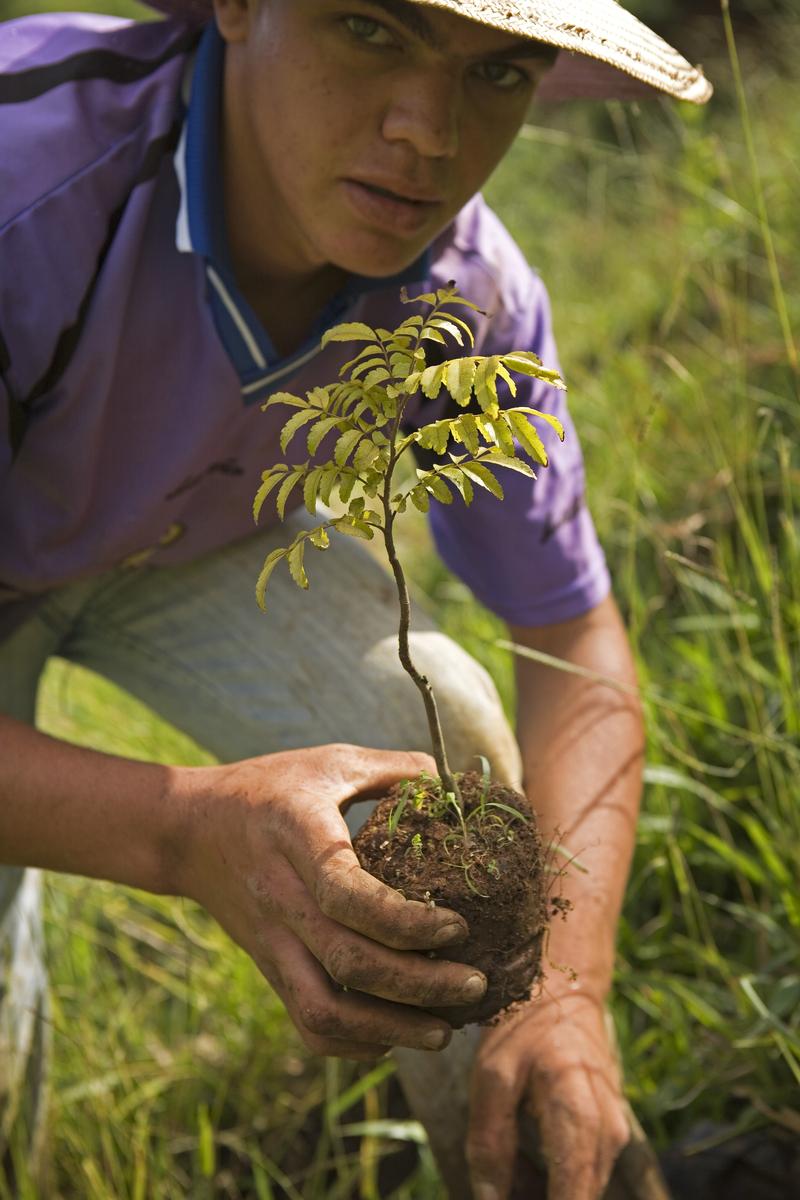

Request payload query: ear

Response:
[212,0,253,44]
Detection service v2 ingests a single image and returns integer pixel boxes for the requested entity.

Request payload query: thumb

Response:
[340,747,437,807]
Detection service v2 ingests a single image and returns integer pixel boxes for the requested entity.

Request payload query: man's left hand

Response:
[466,994,630,1200]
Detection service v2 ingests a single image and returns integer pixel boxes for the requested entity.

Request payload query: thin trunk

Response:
[382,501,460,800]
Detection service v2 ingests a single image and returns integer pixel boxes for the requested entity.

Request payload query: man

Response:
[0,1,710,1196]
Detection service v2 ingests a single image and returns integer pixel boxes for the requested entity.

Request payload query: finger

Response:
[282,813,469,950]
[467,1057,525,1200]
[536,1077,601,1200]
[272,854,486,1008]
[269,928,457,1053]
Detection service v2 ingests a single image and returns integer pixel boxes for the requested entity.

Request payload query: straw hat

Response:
[145,0,712,103]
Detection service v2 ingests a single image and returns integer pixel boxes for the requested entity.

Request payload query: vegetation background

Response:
[1,0,797,1196]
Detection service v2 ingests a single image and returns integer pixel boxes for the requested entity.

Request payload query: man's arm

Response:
[466,594,645,1200]
[0,716,487,1057]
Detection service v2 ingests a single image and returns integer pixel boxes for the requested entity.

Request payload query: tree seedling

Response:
[252,282,566,1024]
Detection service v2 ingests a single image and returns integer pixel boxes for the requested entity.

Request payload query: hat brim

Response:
[143,0,711,104]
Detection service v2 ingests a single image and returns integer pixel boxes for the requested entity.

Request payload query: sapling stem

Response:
[382,447,461,802]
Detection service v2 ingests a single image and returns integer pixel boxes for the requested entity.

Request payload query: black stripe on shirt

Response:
[0,28,199,105]
[19,120,183,431]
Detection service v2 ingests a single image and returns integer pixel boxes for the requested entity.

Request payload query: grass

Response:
[3,2,798,1194]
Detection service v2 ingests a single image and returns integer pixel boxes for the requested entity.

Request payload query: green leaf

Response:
[338,471,357,503]
[441,466,474,505]
[428,316,472,346]
[334,428,364,466]
[419,471,453,504]
[351,355,387,380]
[420,327,446,344]
[473,356,500,412]
[287,539,308,589]
[321,322,379,347]
[255,548,287,610]
[452,412,480,456]
[307,415,344,455]
[334,516,375,540]
[317,465,340,505]
[485,415,516,456]
[303,466,323,515]
[253,466,288,523]
[410,484,430,513]
[502,352,566,390]
[309,525,330,550]
[507,410,549,466]
[483,450,536,478]
[362,367,391,389]
[461,462,504,499]
[353,439,381,471]
[280,408,319,454]
[419,362,447,400]
[262,391,307,411]
[445,356,478,405]
[276,467,305,519]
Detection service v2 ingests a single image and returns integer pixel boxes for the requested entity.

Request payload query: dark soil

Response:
[352,771,550,1027]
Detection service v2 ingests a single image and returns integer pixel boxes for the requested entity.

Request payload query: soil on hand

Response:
[352,771,550,1027]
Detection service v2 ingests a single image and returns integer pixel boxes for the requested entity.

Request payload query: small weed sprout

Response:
[253,283,565,827]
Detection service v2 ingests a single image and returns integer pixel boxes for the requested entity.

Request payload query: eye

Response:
[343,15,396,47]
[473,61,529,91]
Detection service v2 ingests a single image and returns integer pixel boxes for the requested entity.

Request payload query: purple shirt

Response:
[0,14,609,639]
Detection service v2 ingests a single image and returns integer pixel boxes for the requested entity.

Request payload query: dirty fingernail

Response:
[432,921,467,947]
[473,1184,499,1200]
[462,973,487,1001]
[423,1028,449,1050]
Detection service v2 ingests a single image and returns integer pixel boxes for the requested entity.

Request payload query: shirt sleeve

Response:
[422,272,611,626]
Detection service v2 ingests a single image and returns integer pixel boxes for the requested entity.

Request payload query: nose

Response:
[381,70,460,159]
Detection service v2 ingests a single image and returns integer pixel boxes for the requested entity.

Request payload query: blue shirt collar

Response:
[176,22,431,400]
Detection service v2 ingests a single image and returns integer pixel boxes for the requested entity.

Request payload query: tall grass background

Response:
[1,1,797,1195]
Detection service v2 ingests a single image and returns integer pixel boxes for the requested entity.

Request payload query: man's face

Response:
[218,0,555,281]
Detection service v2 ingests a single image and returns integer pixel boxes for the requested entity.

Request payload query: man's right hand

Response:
[175,743,487,1059]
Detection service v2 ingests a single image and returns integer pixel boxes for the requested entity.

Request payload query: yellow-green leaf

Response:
[255,548,287,610]
[262,391,307,411]
[483,450,536,478]
[307,415,344,455]
[334,428,363,466]
[507,410,549,466]
[287,539,309,589]
[420,472,453,504]
[309,525,330,550]
[474,356,500,412]
[485,415,516,456]
[461,462,504,499]
[253,466,288,523]
[276,468,304,519]
[445,356,477,405]
[410,484,430,513]
[419,362,447,400]
[321,322,379,347]
[280,408,319,454]
[334,517,375,540]
[502,352,566,390]
[303,466,323,515]
[452,412,480,456]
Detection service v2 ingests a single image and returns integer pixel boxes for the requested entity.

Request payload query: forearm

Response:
[509,595,644,1002]
[0,713,192,894]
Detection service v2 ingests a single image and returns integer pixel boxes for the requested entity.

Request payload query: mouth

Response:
[342,178,442,236]
[351,179,442,205]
